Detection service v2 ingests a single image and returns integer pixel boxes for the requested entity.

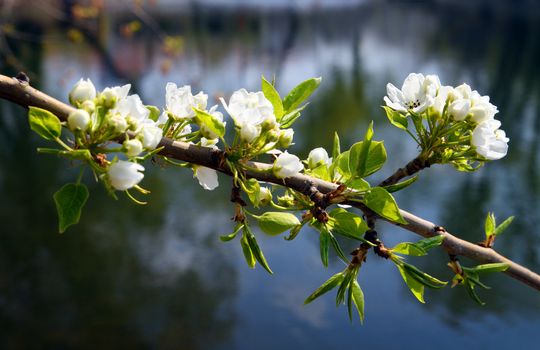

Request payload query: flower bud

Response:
[257,187,272,207]
[266,128,280,143]
[100,88,117,108]
[67,109,91,132]
[124,139,143,157]
[448,99,470,121]
[139,125,163,150]
[81,100,95,113]
[240,122,260,142]
[308,147,330,169]
[108,114,128,133]
[273,151,303,178]
[107,160,144,191]
[261,114,277,131]
[277,128,294,148]
[69,78,96,106]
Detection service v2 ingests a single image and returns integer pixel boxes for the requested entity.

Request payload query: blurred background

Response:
[1,0,539,348]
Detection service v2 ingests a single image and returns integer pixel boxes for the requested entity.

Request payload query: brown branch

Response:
[1,73,539,291]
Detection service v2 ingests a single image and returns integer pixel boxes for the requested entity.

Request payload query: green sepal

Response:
[53,183,89,233]
[28,106,62,141]
[282,77,321,113]
[193,107,225,137]
[262,75,284,120]
[383,175,418,193]
[304,271,345,304]
[382,105,408,131]
[363,187,407,224]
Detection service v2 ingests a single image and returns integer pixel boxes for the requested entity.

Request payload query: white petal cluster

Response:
[165,83,208,119]
[446,83,498,123]
[108,160,145,191]
[221,88,276,142]
[472,119,509,160]
[274,152,304,178]
[384,73,440,113]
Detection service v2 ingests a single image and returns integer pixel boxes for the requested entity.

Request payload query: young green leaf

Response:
[246,230,273,274]
[351,280,365,323]
[348,141,387,178]
[391,242,427,256]
[255,212,301,236]
[240,232,256,268]
[193,107,225,138]
[28,106,62,141]
[415,235,445,251]
[396,263,425,303]
[53,183,89,233]
[354,122,374,178]
[220,223,243,242]
[262,76,284,120]
[345,177,371,191]
[494,216,514,236]
[328,231,348,263]
[469,263,509,274]
[319,230,330,267]
[146,105,161,122]
[332,132,341,160]
[304,271,345,304]
[279,103,308,128]
[363,187,407,224]
[283,77,321,113]
[465,280,486,306]
[382,106,408,131]
[334,150,351,179]
[484,212,496,237]
[336,270,355,306]
[383,175,418,193]
[401,262,447,289]
[328,208,369,241]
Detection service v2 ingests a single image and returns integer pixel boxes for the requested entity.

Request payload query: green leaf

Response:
[363,187,407,224]
[495,216,514,236]
[355,122,374,178]
[382,105,408,131]
[484,212,496,238]
[193,107,225,138]
[334,150,351,179]
[255,212,301,236]
[220,223,243,242]
[465,280,486,306]
[53,183,89,233]
[346,177,371,191]
[240,232,256,268]
[279,103,308,128]
[396,263,425,303]
[328,231,348,263]
[392,242,427,256]
[351,280,365,323]
[283,77,321,113]
[328,208,369,241]
[383,175,418,193]
[348,141,387,178]
[336,270,355,306]
[304,272,345,304]
[415,235,445,251]
[469,263,509,274]
[28,106,62,141]
[401,261,447,289]
[246,230,273,274]
[332,132,341,160]
[262,76,284,120]
[319,230,330,267]
[146,105,161,122]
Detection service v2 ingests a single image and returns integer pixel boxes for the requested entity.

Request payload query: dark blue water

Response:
[1,1,539,348]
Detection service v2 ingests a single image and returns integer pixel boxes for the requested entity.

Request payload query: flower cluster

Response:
[384,73,508,168]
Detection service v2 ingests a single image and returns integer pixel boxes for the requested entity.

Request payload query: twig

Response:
[1,73,539,291]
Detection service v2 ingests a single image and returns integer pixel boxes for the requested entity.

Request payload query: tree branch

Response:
[1,73,539,291]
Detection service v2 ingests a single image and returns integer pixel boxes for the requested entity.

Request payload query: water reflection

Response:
[1,0,540,348]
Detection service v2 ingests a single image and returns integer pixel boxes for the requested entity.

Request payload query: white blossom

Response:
[448,99,471,121]
[239,120,260,142]
[383,73,438,114]
[472,119,509,160]
[108,114,128,133]
[67,109,90,132]
[194,166,219,190]
[165,83,207,119]
[69,78,96,106]
[308,147,330,169]
[273,152,303,178]
[124,139,143,157]
[114,94,150,130]
[108,160,144,191]
[101,84,131,107]
[432,86,453,116]
[139,123,163,150]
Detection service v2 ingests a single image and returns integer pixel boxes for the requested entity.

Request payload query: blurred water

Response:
[0,0,539,348]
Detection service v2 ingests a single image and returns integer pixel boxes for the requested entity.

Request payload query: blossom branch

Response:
[1,73,539,291]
